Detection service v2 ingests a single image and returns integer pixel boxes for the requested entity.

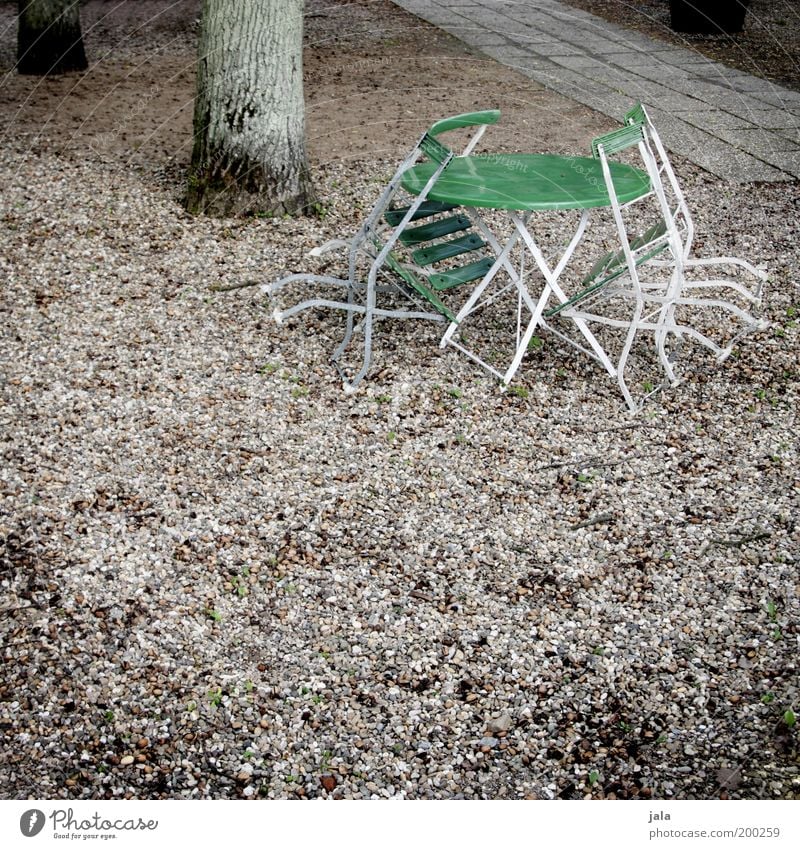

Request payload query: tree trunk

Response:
[17,0,87,75]
[186,0,315,217]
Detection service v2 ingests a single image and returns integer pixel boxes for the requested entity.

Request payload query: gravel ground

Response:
[1,1,799,801]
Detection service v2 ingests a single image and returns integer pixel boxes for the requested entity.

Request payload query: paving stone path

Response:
[394,0,800,181]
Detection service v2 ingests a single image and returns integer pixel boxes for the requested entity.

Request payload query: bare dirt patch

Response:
[0,0,616,181]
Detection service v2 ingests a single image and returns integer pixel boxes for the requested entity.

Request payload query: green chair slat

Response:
[429,257,496,291]
[398,214,472,246]
[382,252,456,322]
[384,200,457,227]
[412,233,486,266]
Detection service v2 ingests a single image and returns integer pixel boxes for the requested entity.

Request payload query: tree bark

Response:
[17,0,87,75]
[187,0,315,217]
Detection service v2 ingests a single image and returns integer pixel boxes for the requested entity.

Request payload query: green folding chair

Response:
[265,111,501,392]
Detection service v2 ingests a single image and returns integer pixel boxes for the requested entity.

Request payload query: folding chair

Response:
[265,111,500,392]
[544,108,767,411]
[623,103,767,358]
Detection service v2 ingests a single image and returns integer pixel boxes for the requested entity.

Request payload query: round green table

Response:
[401,152,651,387]
[401,153,650,211]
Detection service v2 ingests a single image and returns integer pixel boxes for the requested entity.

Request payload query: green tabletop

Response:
[401,153,650,211]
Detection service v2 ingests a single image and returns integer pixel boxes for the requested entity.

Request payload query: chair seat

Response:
[546,219,669,318]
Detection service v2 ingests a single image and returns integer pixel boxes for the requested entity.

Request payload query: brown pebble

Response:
[320,774,337,792]
[137,737,149,748]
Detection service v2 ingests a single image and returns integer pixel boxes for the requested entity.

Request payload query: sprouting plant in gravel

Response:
[783,708,796,729]
[765,600,783,640]
[528,335,543,350]
[761,692,776,705]
[447,385,463,398]
[588,769,600,787]
[205,607,222,622]
[231,575,248,597]
[259,362,279,376]
[208,687,223,708]
[507,385,528,399]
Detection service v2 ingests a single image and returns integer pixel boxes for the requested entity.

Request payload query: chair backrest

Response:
[359,110,501,252]
[586,122,668,297]
[624,103,694,258]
